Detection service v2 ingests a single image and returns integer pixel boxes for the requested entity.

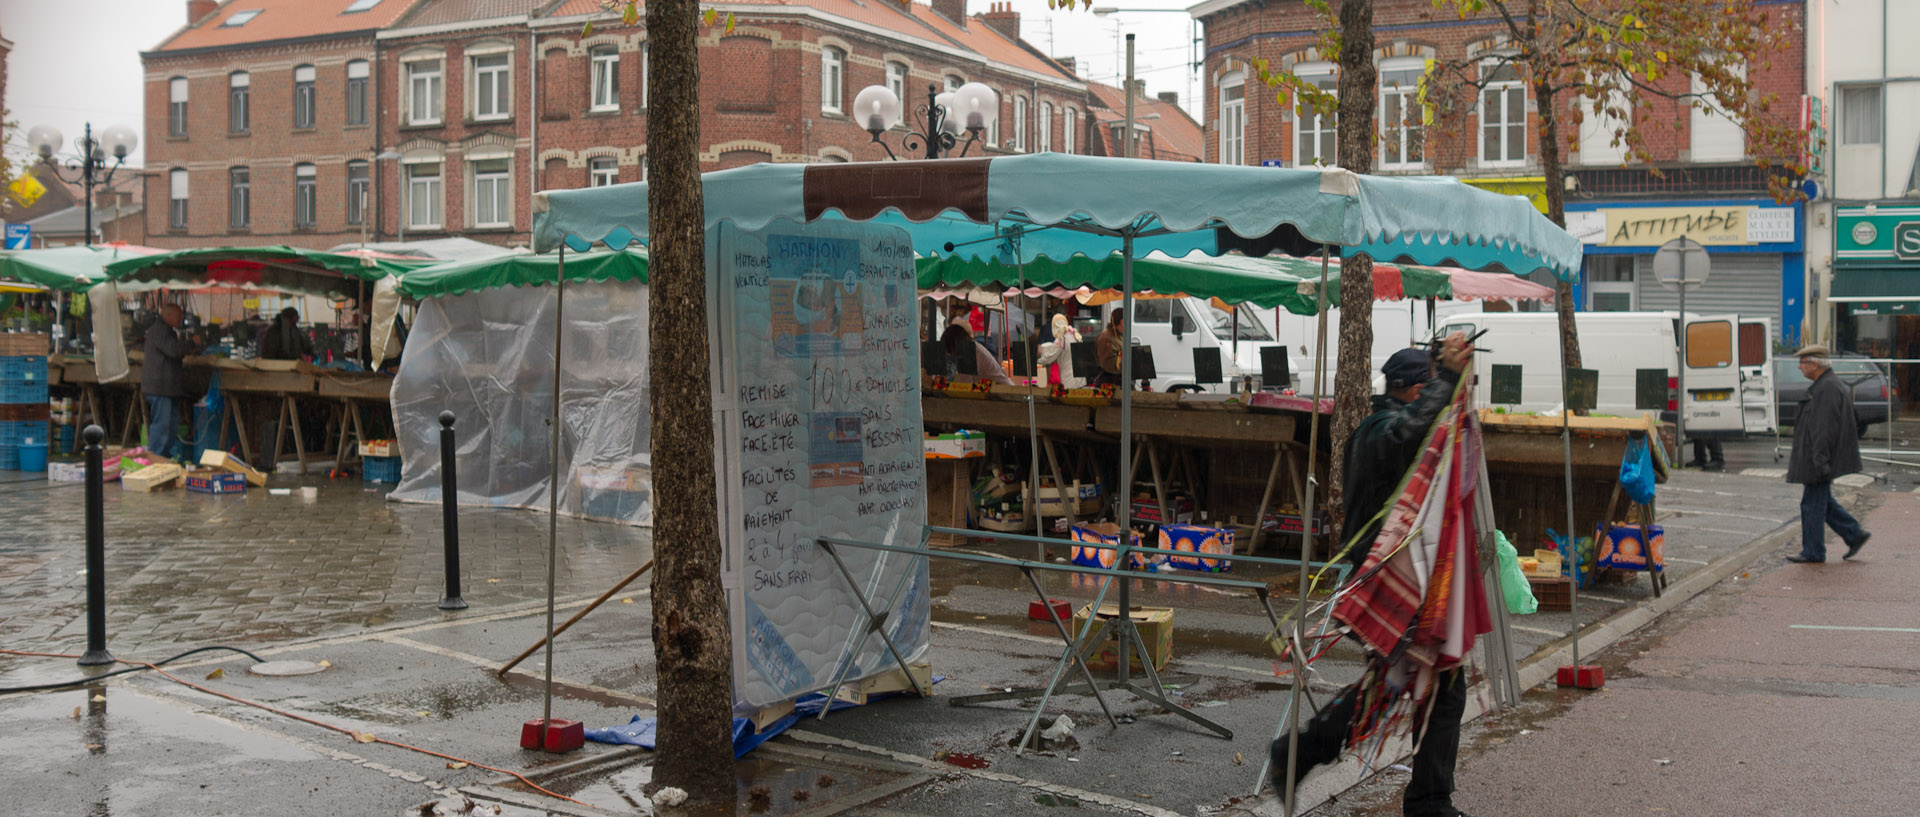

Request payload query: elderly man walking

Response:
[1786,345,1871,563]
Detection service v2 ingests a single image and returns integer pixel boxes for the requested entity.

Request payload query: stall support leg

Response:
[1248,444,1285,554]
[1042,435,1077,532]
[226,394,254,472]
[272,395,292,473]
[812,540,931,720]
[1145,437,1172,527]
[288,395,310,470]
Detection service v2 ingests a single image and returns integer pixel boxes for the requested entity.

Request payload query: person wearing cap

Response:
[1786,344,1870,563]
[1271,330,1477,817]
[259,307,313,361]
[942,320,1014,385]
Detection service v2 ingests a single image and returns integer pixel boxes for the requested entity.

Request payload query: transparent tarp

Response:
[389,280,653,526]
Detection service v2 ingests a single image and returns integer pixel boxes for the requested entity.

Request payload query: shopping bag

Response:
[1619,433,1656,505]
[1495,530,1537,615]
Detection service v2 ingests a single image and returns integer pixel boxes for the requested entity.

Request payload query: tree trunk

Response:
[646,0,737,807]
[1532,70,1583,375]
[1326,0,1377,546]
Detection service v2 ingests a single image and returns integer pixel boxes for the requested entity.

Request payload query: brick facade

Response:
[1195,0,1804,181]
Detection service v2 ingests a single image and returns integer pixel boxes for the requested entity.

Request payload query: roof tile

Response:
[154,0,421,51]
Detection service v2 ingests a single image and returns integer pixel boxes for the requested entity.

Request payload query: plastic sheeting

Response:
[388,279,653,526]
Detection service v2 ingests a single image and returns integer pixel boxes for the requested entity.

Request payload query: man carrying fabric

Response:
[1786,345,1871,563]
[1272,332,1480,817]
[142,304,199,462]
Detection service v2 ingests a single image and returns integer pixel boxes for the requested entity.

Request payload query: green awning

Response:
[396,249,648,298]
[0,245,158,293]
[104,246,435,298]
[915,252,1452,315]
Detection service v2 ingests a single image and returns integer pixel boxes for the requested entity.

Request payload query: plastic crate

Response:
[0,420,46,445]
[0,443,17,471]
[363,455,401,484]
[0,356,48,381]
[0,382,48,404]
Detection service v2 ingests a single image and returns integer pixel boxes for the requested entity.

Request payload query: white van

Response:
[1260,299,1483,395]
[1098,298,1289,392]
[1438,311,1776,436]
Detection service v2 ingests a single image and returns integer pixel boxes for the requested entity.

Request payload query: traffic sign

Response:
[3,223,30,250]
[1653,237,1710,291]
[1260,159,1285,168]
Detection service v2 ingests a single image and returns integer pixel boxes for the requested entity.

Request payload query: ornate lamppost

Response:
[850,81,999,160]
[26,123,138,247]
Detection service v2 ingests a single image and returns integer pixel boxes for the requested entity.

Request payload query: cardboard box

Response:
[1130,496,1195,526]
[1261,511,1332,537]
[121,462,183,492]
[198,450,267,487]
[1525,548,1564,578]
[1073,604,1174,672]
[1160,524,1234,572]
[1025,481,1103,518]
[1070,522,1145,569]
[1597,524,1665,573]
[184,469,247,494]
[358,439,398,457]
[924,430,986,459]
[830,661,933,705]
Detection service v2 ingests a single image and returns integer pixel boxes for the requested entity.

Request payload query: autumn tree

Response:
[1424,0,1809,371]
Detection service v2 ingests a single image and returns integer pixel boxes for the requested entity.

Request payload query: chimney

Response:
[187,0,218,24]
[982,2,1020,41]
[932,0,967,27]
[1130,79,1147,99]
[1157,91,1180,106]
[1053,56,1077,75]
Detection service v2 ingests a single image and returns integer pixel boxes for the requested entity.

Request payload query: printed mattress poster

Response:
[716,219,929,708]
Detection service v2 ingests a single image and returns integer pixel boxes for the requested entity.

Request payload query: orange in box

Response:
[1072,604,1173,672]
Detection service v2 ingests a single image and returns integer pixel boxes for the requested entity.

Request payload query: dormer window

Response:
[343,0,381,11]
[222,9,262,26]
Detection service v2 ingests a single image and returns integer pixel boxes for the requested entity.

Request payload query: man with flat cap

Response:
[1785,344,1871,563]
[1271,331,1479,817]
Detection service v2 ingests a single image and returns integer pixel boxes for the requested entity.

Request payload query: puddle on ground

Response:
[537,749,904,815]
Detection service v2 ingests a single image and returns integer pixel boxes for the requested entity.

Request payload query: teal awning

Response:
[105,246,435,298]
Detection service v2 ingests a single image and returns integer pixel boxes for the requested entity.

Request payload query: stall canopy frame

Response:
[532,154,1582,811]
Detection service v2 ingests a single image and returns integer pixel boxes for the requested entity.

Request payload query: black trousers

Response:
[1291,667,1468,816]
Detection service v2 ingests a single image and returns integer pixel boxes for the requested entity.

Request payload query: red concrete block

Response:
[1557,665,1605,689]
[1028,598,1071,622]
[520,717,586,752]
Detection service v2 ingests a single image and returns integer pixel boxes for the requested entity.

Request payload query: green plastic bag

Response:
[1495,530,1537,615]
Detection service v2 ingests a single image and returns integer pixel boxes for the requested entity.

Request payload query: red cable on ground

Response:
[1,648,593,809]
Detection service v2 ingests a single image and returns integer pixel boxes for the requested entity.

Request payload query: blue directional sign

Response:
[1260,159,1285,168]
[3,223,29,250]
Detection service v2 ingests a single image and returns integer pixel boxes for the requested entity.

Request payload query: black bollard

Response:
[438,411,467,610]
[78,425,113,667]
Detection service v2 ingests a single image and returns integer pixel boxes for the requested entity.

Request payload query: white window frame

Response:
[169,169,189,229]
[1586,256,1636,311]
[1378,58,1426,170]
[346,160,369,225]
[1688,68,1746,162]
[345,60,370,126]
[1064,107,1076,154]
[294,163,317,228]
[1012,95,1027,151]
[469,49,512,122]
[293,65,317,129]
[405,56,445,126]
[641,43,649,109]
[1840,85,1881,146]
[405,161,443,230]
[590,46,620,112]
[1220,69,1246,166]
[821,47,845,114]
[169,77,189,138]
[1293,63,1337,167]
[229,71,251,133]
[470,158,512,228]
[1478,59,1527,167]
[589,156,619,187]
[886,61,907,105]
[229,166,250,229]
[1038,101,1052,152]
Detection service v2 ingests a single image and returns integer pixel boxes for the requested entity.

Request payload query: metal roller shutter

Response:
[1635,253,1782,324]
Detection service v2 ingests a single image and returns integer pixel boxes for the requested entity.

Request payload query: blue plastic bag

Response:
[1619,433,1656,506]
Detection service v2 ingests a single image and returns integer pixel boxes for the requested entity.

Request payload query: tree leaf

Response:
[582,20,595,37]
[726,12,736,34]
[205,668,224,680]
[622,2,640,26]
[705,7,718,26]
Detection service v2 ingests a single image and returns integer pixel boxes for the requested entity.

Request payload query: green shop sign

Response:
[1836,206,1920,264]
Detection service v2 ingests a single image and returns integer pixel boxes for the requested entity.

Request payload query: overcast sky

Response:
[1,0,1202,171]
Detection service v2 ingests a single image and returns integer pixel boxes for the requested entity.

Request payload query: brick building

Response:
[141,0,1094,251]
[1191,0,1808,338]
[1085,80,1203,162]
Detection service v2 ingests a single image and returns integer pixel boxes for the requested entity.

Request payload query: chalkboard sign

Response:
[1130,345,1157,381]
[1193,347,1224,384]
[1568,368,1600,412]
[1490,364,1523,405]
[1259,345,1291,389]
[1069,341,1100,380]
[1010,342,1035,378]
[921,340,947,375]
[1636,368,1669,411]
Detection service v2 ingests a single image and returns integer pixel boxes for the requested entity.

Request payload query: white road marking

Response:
[1790,624,1920,634]
[377,635,657,708]
[1508,624,1565,637]
[1742,467,1787,479]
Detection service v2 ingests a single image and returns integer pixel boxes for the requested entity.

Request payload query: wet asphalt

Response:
[0,430,1906,816]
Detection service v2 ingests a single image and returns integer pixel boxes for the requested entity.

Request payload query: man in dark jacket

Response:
[259,307,313,361]
[1090,311,1124,387]
[1273,332,1477,817]
[142,304,198,461]
[1786,345,1870,563]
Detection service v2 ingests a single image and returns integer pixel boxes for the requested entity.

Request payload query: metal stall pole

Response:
[1282,247,1334,817]
[538,246,567,746]
[1559,304,1582,667]
[1116,231,1138,688]
[438,411,467,610]
[78,425,113,667]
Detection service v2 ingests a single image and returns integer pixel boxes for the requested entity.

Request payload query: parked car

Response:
[1773,353,1897,436]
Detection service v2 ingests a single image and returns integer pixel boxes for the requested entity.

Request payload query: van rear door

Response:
[1681,314,1743,434]
[1737,318,1776,433]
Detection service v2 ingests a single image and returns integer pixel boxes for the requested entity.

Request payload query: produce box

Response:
[1597,523,1665,573]
[1070,522,1145,569]
[1024,481,1102,518]
[1527,576,1572,612]
[1129,495,1194,526]
[198,449,267,487]
[0,334,49,357]
[1072,604,1174,672]
[359,439,398,457]
[1523,548,1563,578]
[923,430,986,459]
[184,469,247,494]
[1160,524,1234,572]
[121,462,184,492]
[1261,510,1332,537]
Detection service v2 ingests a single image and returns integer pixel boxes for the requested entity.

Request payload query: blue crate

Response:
[0,420,46,445]
[0,443,17,471]
[0,356,47,381]
[0,382,48,404]
[363,455,401,484]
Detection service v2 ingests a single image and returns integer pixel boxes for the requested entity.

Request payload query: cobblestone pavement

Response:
[0,471,651,664]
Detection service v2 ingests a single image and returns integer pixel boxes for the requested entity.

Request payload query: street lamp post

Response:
[850,81,999,161]
[27,123,138,248]
[366,149,403,249]
[1091,6,1203,156]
